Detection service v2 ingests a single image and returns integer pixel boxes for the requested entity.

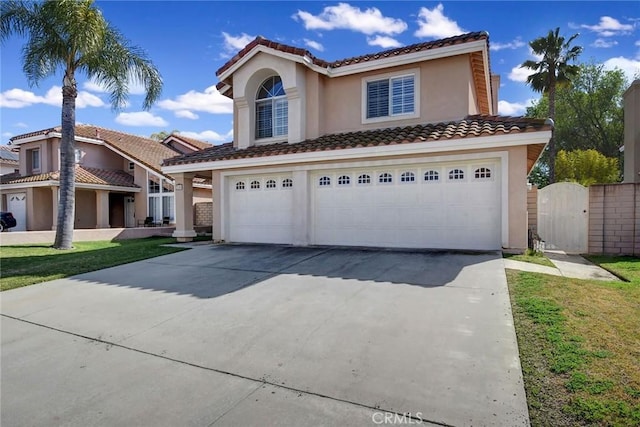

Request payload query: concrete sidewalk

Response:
[504,251,620,281]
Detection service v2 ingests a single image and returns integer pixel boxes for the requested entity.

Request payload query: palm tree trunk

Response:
[548,77,557,184]
[53,76,77,249]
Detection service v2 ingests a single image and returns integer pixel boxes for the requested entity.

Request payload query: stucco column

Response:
[623,80,640,183]
[211,171,223,242]
[172,172,197,242]
[292,170,310,245]
[51,187,58,230]
[95,190,110,228]
[235,97,250,149]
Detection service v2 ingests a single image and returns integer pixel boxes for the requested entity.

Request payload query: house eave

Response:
[162,130,552,174]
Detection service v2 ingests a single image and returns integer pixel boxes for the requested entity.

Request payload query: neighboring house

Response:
[0,145,19,176]
[162,31,552,250]
[0,126,211,231]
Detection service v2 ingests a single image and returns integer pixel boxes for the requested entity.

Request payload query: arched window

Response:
[474,167,491,179]
[319,176,331,187]
[358,174,371,184]
[400,171,415,183]
[424,170,439,182]
[236,181,245,190]
[449,169,464,180]
[378,172,393,184]
[250,180,261,189]
[266,179,277,189]
[282,178,293,188]
[256,76,288,139]
[338,175,351,185]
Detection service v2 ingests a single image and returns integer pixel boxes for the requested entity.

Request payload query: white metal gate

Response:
[538,182,588,253]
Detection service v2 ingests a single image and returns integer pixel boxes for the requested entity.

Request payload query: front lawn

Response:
[503,251,556,268]
[0,237,187,292]
[507,257,640,426]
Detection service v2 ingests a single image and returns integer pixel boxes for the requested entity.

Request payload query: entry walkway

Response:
[504,250,620,281]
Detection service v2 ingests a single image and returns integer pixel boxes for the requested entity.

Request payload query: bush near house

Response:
[507,259,640,426]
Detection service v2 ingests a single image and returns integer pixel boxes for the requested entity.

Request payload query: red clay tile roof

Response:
[10,125,179,176]
[1,165,138,188]
[163,115,551,166]
[216,31,488,78]
[166,133,213,150]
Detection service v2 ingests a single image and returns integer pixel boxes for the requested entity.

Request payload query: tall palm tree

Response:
[521,27,582,183]
[1,0,162,249]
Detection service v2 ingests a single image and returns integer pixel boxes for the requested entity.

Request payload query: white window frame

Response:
[282,178,293,189]
[265,179,277,190]
[146,171,175,223]
[357,173,372,185]
[318,176,332,187]
[31,148,40,172]
[423,170,440,183]
[255,76,288,141]
[378,172,393,184]
[448,168,466,182]
[236,181,246,190]
[473,166,493,181]
[400,171,416,183]
[361,68,420,125]
[337,175,351,186]
[250,180,261,190]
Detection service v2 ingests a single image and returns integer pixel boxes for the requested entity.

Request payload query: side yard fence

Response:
[528,183,640,256]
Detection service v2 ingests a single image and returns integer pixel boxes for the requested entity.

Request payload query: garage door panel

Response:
[229,175,293,244]
[312,161,501,250]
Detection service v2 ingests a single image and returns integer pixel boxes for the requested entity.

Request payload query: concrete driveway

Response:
[1,245,528,426]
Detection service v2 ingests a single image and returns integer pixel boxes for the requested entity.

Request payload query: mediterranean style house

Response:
[0,127,211,231]
[0,145,19,176]
[163,31,551,250]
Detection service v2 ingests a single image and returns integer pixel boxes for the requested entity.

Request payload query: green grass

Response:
[585,255,640,283]
[503,250,556,268]
[507,261,640,426]
[0,237,188,291]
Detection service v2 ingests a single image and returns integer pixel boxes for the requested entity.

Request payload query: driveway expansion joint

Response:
[1,313,454,427]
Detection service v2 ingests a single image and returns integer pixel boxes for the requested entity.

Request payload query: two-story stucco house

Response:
[162,31,551,250]
[0,126,211,232]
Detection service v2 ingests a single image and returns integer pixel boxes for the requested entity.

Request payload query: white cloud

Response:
[498,99,535,116]
[2,132,13,138]
[303,38,324,51]
[508,66,535,83]
[179,129,233,143]
[83,73,146,95]
[158,85,233,116]
[14,122,28,128]
[0,86,104,108]
[591,38,618,48]
[603,56,640,81]
[175,110,199,120]
[579,16,634,37]
[490,38,525,51]
[221,32,255,56]
[414,4,466,39]
[293,3,407,35]
[367,35,402,48]
[635,40,640,47]
[115,112,168,127]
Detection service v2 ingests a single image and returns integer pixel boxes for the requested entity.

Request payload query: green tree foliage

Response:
[150,130,180,141]
[521,27,582,183]
[555,149,620,186]
[526,63,626,187]
[1,0,162,249]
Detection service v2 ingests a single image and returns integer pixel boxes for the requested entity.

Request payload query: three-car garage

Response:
[225,159,502,250]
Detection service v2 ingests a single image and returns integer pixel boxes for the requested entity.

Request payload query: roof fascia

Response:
[162,130,551,174]
[10,132,103,146]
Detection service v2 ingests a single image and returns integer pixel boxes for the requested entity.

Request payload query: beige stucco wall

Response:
[22,187,53,231]
[317,55,475,136]
[133,164,149,223]
[75,189,96,229]
[77,142,122,169]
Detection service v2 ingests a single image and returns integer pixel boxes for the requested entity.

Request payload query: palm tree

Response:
[1,0,162,249]
[521,27,582,183]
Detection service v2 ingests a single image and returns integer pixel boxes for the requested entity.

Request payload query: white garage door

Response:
[7,192,26,231]
[312,161,501,250]
[228,174,294,244]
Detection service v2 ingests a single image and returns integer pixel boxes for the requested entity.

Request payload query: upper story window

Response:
[30,148,40,172]
[365,74,415,120]
[256,76,288,139]
[74,149,82,164]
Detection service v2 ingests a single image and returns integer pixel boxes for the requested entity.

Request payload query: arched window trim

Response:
[256,76,288,140]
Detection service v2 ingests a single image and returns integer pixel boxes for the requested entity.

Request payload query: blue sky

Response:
[1,1,638,145]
